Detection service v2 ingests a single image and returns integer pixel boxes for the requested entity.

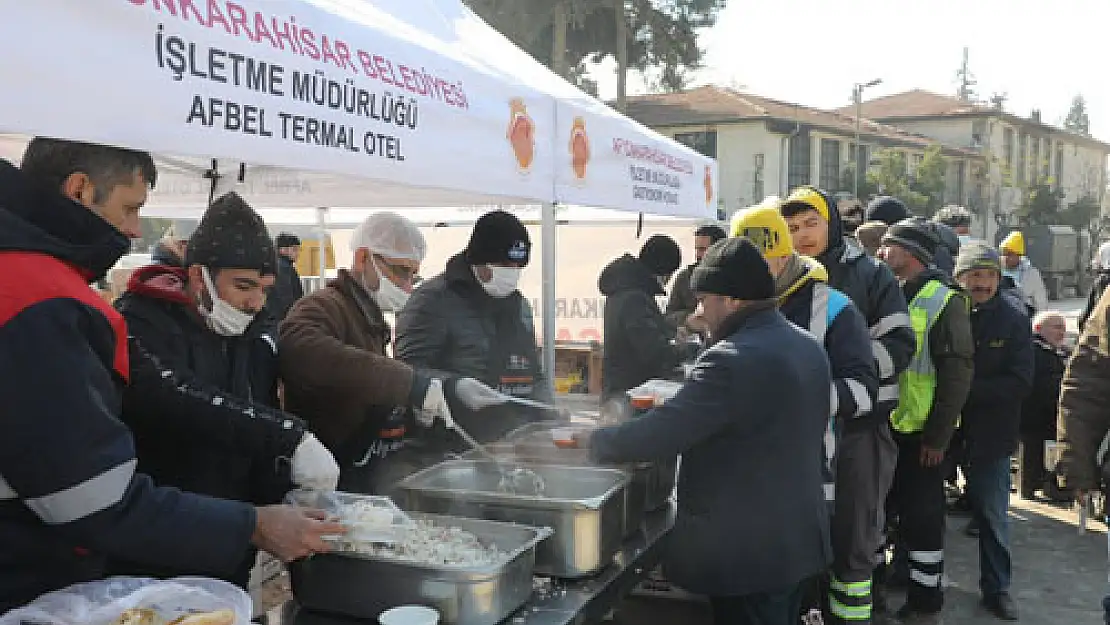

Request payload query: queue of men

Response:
[590,186,1088,625]
[0,134,1101,625]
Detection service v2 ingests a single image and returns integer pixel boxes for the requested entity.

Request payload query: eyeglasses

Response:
[374,255,418,282]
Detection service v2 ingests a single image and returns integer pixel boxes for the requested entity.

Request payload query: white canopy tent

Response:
[0,0,718,390]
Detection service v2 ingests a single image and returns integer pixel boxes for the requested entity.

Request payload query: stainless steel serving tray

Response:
[398,460,628,578]
[503,420,675,515]
[467,438,648,540]
[288,512,551,625]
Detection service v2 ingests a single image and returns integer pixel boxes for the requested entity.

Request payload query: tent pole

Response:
[316,206,328,292]
[541,202,557,399]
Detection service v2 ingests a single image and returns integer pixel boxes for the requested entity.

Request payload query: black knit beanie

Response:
[275,233,301,248]
[638,235,682,277]
[881,217,939,266]
[185,192,276,275]
[691,237,774,300]
[464,210,531,266]
[866,196,912,225]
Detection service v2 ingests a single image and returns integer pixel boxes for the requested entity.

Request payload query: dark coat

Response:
[395,253,548,446]
[599,254,679,399]
[111,266,302,586]
[1080,271,1110,332]
[0,160,254,613]
[777,259,878,430]
[963,293,1035,459]
[266,254,304,321]
[589,303,832,597]
[814,190,916,428]
[114,265,298,504]
[901,269,976,451]
[664,263,697,329]
[931,222,960,277]
[1021,335,1067,441]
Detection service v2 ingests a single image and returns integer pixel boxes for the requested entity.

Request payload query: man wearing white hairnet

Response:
[278,212,495,494]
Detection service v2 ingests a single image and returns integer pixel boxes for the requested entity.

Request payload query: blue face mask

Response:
[958,234,972,247]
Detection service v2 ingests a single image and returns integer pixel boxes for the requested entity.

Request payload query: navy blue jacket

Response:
[778,258,878,502]
[963,293,1035,459]
[814,190,916,430]
[0,160,255,613]
[778,258,878,428]
[590,303,832,596]
[266,254,304,321]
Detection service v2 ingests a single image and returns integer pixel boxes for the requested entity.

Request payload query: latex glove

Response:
[291,433,340,491]
[454,377,509,411]
[415,378,454,429]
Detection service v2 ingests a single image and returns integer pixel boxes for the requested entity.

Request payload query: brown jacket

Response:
[1058,285,1110,491]
[278,270,420,455]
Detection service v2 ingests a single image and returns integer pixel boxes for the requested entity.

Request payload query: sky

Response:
[587,0,1109,138]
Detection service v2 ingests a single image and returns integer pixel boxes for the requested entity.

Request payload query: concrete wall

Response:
[654,122,784,215]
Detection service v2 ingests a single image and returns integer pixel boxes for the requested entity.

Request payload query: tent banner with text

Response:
[554,101,719,219]
[0,0,555,207]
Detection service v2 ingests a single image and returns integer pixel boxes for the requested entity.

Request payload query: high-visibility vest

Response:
[890,280,955,434]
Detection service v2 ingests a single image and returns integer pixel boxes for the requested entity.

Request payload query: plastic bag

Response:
[0,577,252,625]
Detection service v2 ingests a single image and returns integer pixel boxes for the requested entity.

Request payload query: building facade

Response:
[845,90,1110,241]
[625,86,983,218]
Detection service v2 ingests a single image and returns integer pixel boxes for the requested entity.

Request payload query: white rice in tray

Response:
[335,501,506,567]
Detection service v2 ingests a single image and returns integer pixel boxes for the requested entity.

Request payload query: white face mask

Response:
[479,265,522,298]
[365,257,410,312]
[198,266,256,337]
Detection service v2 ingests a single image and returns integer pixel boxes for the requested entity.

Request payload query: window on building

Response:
[1031,137,1041,183]
[912,153,925,172]
[972,120,987,148]
[1055,144,1065,190]
[954,161,966,203]
[753,153,765,201]
[1038,139,1047,180]
[1016,133,1027,185]
[673,130,718,159]
[788,134,812,189]
[1002,127,1014,169]
[819,139,841,190]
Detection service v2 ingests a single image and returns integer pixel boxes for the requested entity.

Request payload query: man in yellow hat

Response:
[999,230,1047,312]
[779,186,915,622]
[734,202,881,625]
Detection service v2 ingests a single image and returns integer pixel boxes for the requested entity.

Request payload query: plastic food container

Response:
[379,605,440,625]
[550,428,576,448]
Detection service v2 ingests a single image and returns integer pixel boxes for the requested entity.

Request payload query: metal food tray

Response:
[505,421,675,515]
[398,460,628,578]
[288,512,551,625]
[468,438,648,540]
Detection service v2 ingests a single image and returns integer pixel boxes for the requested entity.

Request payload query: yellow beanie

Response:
[1000,231,1025,256]
[730,203,794,258]
[783,187,831,222]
